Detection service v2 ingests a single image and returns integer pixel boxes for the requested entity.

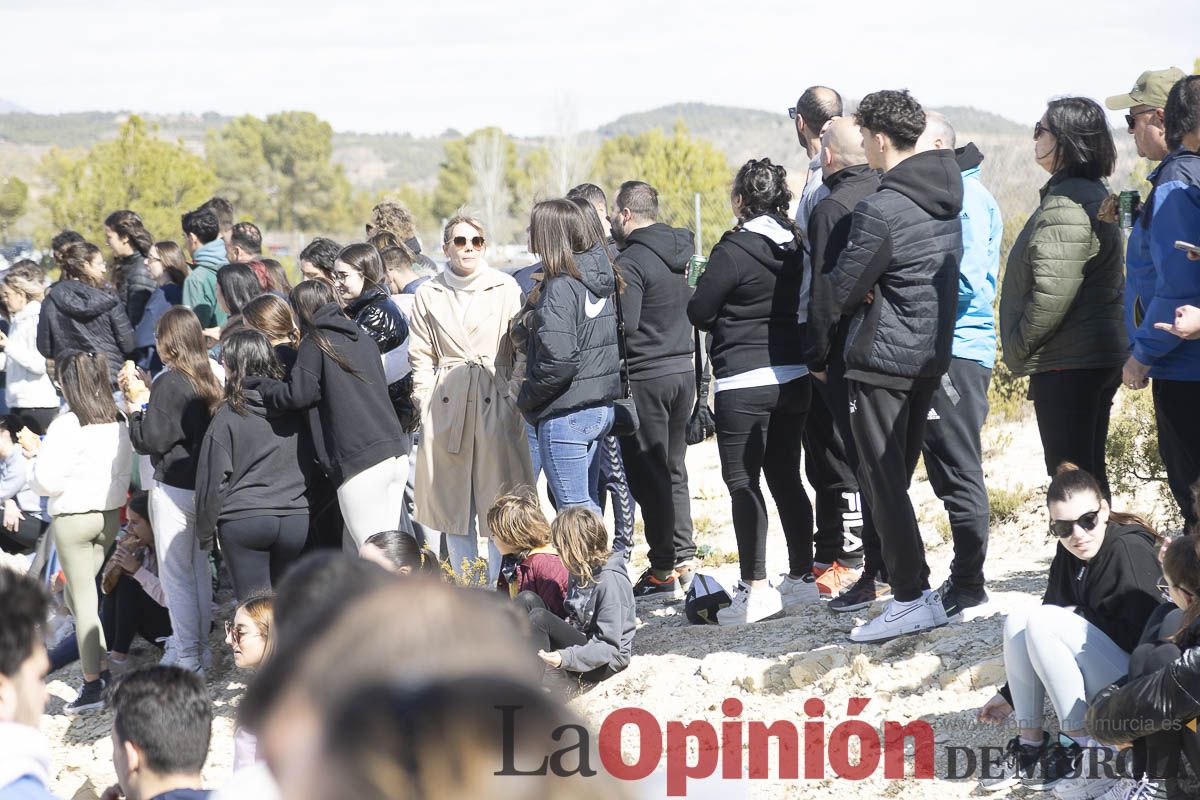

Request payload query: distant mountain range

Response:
[0,100,1030,192]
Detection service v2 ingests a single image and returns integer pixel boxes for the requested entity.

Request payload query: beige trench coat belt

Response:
[433,356,502,457]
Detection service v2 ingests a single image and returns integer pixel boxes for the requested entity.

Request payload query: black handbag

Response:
[611,278,640,437]
[686,328,716,445]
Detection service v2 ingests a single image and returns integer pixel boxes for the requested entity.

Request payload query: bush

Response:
[1106,387,1181,528]
[989,484,1035,525]
[987,357,1028,423]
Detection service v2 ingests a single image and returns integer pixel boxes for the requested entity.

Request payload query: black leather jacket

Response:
[345,287,408,353]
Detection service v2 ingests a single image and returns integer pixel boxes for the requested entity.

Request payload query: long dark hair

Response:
[243,294,299,348]
[732,158,797,232]
[336,243,388,293]
[220,329,284,416]
[568,196,625,293]
[289,280,359,377]
[1047,462,1158,537]
[58,352,119,425]
[217,263,266,316]
[1042,97,1117,181]
[104,210,154,257]
[153,241,190,287]
[155,307,223,412]
[529,199,591,282]
[59,241,106,289]
[1164,535,1200,647]
[362,530,441,577]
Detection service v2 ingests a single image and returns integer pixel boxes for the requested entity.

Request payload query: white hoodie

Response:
[32,412,132,516]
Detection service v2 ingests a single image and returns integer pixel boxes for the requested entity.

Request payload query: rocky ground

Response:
[35,405,1171,799]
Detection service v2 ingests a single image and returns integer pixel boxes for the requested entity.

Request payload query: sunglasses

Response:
[224,620,262,645]
[1049,508,1101,539]
[1033,120,1053,139]
[1158,579,1194,601]
[451,235,485,249]
[787,107,798,120]
[1125,108,1155,132]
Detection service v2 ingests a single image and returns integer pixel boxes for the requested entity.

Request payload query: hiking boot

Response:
[814,561,860,598]
[64,678,106,715]
[777,573,821,610]
[828,572,892,613]
[632,567,680,599]
[848,590,949,643]
[939,578,989,620]
[717,581,784,626]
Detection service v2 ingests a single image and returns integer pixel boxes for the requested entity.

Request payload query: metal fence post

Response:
[694,192,702,255]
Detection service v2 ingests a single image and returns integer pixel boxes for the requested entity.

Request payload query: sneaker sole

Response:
[718,608,786,626]
[977,777,1020,793]
[633,587,683,602]
[848,617,948,643]
[829,592,893,613]
[1021,776,1061,792]
[64,700,105,715]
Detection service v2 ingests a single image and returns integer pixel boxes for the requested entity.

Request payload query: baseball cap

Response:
[1106,67,1188,110]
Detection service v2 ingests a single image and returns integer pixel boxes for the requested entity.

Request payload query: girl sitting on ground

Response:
[975,463,1164,797]
[359,530,440,577]
[226,594,274,772]
[100,492,172,670]
[488,489,568,618]
[529,506,634,695]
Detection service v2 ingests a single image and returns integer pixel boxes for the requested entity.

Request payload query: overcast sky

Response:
[3,0,1196,136]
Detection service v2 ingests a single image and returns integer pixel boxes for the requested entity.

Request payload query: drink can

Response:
[1119,190,1139,229]
[687,255,709,287]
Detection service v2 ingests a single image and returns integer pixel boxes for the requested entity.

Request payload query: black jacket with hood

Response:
[36,279,136,386]
[998,520,1164,706]
[114,253,158,329]
[804,164,882,373]
[517,243,620,422]
[193,389,314,548]
[687,214,808,379]
[128,368,214,490]
[827,149,964,388]
[613,223,694,380]
[247,302,404,486]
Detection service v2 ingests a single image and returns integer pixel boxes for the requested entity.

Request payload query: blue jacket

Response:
[1127,150,1200,380]
[0,776,58,800]
[953,145,1002,368]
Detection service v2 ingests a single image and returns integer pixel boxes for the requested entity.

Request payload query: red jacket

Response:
[498,547,569,618]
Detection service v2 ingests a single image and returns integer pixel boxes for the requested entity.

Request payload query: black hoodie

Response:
[128,369,214,490]
[247,302,404,485]
[827,149,964,388]
[517,243,620,422]
[193,389,314,548]
[36,279,136,386]
[687,216,807,379]
[613,223,695,380]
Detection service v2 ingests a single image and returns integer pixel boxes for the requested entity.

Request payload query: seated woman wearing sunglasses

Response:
[975,463,1164,796]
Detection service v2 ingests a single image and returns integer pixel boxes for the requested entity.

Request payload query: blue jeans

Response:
[537,405,614,514]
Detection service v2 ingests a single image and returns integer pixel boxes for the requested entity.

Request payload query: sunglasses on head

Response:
[1049,508,1101,538]
[1033,120,1053,139]
[451,235,485,249]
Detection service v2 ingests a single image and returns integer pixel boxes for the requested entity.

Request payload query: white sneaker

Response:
[1097,778,1164,800]
[777,573,820,611]
[717,581,784,626]
[159,636,180,667]
[1053,772,1119,800]
[849,590,949,643]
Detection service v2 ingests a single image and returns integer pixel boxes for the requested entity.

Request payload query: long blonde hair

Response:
[486,488,551,559]
[548,507,610,585]
[237,594,275,665]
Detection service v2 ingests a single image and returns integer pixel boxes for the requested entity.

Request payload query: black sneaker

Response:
[100,668,112,687]
[939,578,989,620]
[632,567,680,598]
[64,678,106,715]
[1025,735,1081,792]
[979,733,1054,792]
[829,572,892,613]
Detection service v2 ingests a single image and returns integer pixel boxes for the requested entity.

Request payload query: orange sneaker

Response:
[813,562,861,598]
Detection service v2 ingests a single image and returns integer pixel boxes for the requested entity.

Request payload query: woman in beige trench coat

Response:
[408,215,534,581]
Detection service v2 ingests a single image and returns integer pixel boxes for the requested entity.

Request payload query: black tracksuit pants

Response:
[714,378,814,582]
[1153,379,1200,530]
[804,378,866,566]
[920,358,992,591]
[818,344,881,577]
[620,371,696,572]
[1028,366,1121,501]
[848,377,939,603]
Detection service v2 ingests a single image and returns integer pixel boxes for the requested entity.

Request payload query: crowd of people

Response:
[0,66,1198,800]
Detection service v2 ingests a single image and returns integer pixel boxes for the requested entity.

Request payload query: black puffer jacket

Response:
[828,149,964,389]
[36,279,136,385]
[114,253,157,328]
[687,215,807,378]
[344,286,417,431]
[613,223,694,380]
[517,243,620,422]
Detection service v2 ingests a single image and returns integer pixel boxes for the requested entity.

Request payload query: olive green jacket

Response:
[999,173,1128,376]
